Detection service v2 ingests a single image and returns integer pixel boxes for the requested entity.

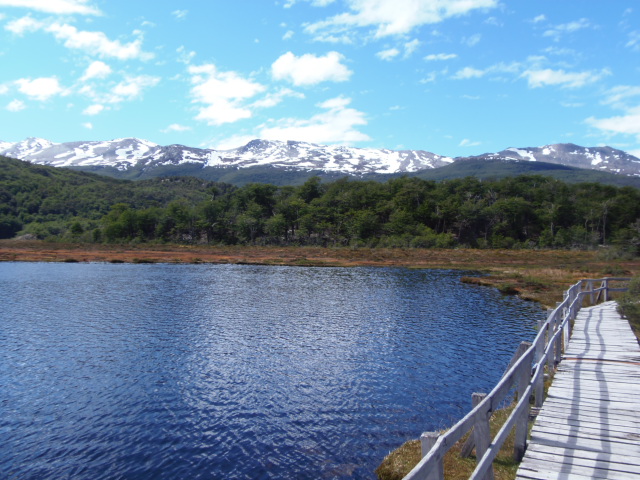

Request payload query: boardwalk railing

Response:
[403,277,630,480]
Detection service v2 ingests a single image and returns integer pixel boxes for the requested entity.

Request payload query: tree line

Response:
[1,156,639,253]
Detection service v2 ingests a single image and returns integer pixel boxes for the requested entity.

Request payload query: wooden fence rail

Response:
[403,277,630,480]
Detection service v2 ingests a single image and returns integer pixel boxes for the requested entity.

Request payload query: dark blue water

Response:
[0,263,544,479]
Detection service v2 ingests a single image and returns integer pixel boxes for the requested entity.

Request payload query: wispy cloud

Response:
[522,68,609,89]
[0,0,100,15]
[304,0,498,41]
[260,96,370,145]
[5,17,153,61]
[425,53,457,61]
[162,123,191,133]
[7,99,25,111]
[453,66,485,79]
[172,10,188,21]
[377,47,400,61]
[543,18,591,41]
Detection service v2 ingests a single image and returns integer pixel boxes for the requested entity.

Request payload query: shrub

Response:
[617,276,640,340]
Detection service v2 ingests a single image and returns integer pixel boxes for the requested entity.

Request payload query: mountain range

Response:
[1,137,639,185]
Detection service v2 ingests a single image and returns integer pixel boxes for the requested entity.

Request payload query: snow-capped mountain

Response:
[1,137,639,177]
[0,137,453,174]
[468,143,640,177]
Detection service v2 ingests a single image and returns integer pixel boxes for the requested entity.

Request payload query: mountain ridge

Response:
[1,137,639,180]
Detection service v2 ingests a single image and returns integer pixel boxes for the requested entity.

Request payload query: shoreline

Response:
[2,240,638,307]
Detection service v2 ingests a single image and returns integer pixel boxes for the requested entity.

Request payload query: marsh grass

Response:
[376,404,521,480]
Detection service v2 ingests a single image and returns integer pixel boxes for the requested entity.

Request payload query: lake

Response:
[0,263,545,479]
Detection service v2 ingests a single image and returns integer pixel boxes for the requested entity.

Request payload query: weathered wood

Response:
[471,394,494,480]
[514,344,533,461]
[460,393,486,458]
[516,299,640,480]
[403,278,634,480]
[420,432,443,480]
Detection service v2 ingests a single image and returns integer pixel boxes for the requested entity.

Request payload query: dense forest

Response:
[1,156,639,253]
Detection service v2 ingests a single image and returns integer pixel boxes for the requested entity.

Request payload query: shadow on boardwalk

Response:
[516,301,640,480]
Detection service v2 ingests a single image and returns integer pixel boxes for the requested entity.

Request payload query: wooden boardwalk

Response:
[516,301,640,480]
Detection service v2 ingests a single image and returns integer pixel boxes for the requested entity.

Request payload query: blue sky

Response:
[1,0,639,157]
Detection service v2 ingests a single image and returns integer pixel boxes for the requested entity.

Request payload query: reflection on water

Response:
[0,263,544,479]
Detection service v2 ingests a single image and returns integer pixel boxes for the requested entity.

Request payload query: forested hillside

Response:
[1,156,639,253]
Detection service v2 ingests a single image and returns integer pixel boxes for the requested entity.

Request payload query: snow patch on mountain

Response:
[0,138,638,177]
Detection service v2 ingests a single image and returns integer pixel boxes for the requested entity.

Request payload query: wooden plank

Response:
[531,423,640,446]
[516,300,640,480]
[517,466,608,480]
[533,417,640,436]
[529,430,640,456]
[525,444,640,473]
[518,457,638,479]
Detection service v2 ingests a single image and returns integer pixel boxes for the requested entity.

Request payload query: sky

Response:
[0,0,639,158]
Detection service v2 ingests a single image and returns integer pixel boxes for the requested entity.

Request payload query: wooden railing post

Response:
[420,432,443,480]
[588,279,594,305]
[514,346,532,461]
[604,278,609,301]
[472,394,494,480]
[460,393,486,458]
[554,311,563,365]
[534,317,546,408]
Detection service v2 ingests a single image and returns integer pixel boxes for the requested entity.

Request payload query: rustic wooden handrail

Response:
[404,277,630,480]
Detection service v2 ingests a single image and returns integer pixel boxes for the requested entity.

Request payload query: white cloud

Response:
[189,63,265,125]
[601,85,640,110]
[109,75,160,102]
[0,84,8,95]
[543,18,590,41]
[463,33,481,46]
[522,68,608,89]
[305,0,497,40]
[81,60,112,81]
[283,30,294,40]
[6,18,153,61]
[627,31,640,52]
[259,96,370,145]
[82,121,93,129]
[172,9,188,20]
[420,72,437,83]
[425,52,457,61]
[0,0,100,15]
[251,88,304,109]
[15,76,64,101]
[177,46,196,64]
[214,134,257,151]
[586,106,640,142]
[46,23,153,60]
[271,51,352,86]
[453,66,485,79]
[532,14,546,23]
[459,138,481,147]
[162,123,191,133]
[7,99,25,111]
[5,15,42,34]
[403,38,421,57]
[83,103,104,115]
[377,47,400,61]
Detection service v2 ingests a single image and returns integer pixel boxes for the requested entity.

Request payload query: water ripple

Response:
[0,263,544,479]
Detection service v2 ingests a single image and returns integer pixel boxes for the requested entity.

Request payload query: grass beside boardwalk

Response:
[617,275,640,341]
[376,405,520,480]
[2,240,639,308]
